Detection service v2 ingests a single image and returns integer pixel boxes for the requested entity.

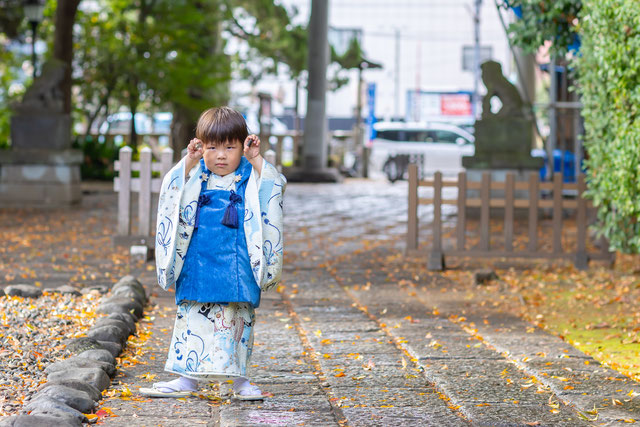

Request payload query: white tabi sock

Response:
[232,377,261,396]
[155,376,198,393]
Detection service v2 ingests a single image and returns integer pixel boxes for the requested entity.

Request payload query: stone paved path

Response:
[8,179,639,426]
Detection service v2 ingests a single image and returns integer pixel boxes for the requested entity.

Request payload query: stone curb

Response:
[0,275,148,427]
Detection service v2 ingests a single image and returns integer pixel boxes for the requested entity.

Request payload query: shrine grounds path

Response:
[2,179,640,426]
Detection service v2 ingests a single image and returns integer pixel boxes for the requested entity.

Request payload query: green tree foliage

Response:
[501,0,640,253]
[575,0,640,253]
[74,0,312,157]
[501,0,582,56]
[225,2,371,97]
[0,0,24,39]
[73,0,230,152]
[0,0,33,149]
[224,0,309,126]
[0,36,26,149]
[225,0,306,79]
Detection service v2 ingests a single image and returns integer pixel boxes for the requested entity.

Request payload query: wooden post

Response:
[575,174,588,269]
[293,132,302,167]
[407,164,419,251]
[480,171,490,251]
[264,149,277,168]
[138,147,152,237]
[504,172,515,252]
[428,171,444,270]
[457,172,466,251]
[160,147,174,179]
[601,237,615,267]
[528,173,539,252]
[259,133,269,156]
[276,135,284,167]
[117,146,132,236]
[552,173,563,253]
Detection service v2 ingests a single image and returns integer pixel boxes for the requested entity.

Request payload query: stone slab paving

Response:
[98,282,338,426]
[345,287,565,422]
[339,263,640,425]
[380,275,640,425]
[7,180,640,426]
[281,269,469,426]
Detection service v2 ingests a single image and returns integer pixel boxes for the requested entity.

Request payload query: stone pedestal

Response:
[462,117,543,170]
[0,148,82,207]
[10,113,71,150]
[462,117,543,219]
[1,60,81,207]
[284,167,343,183]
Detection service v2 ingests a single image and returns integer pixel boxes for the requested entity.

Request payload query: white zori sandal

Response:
[139,377,198,398]
[232,378,271,401]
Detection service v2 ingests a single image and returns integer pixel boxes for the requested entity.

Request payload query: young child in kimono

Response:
[142,106,285,400]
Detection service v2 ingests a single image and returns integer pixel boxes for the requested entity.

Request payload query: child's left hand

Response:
[244,134,261,160]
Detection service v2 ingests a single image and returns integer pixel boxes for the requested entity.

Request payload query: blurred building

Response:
[229,0,513,126]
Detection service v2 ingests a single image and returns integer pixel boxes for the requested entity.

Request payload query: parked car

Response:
[89,112,172,146]
[369,121,475,182]
[97,112,172,136]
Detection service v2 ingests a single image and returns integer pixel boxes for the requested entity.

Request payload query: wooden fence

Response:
[113,146,174,247]
[114,145,276,247]
[113,130,355,247]
[406,164,614,270]
[259,132,300,169]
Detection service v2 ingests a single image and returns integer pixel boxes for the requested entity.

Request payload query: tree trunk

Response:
[52,0,81,115]
[169,0,226,162]
[170,104,198,162]
[129,98,138,148]
[83,87,112,142]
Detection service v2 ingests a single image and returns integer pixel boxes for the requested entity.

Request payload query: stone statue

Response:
[12,59,66,114]
[1,59,81,207]
[8,58,71,151]
[462,60,542,170]
[480,61,525,119]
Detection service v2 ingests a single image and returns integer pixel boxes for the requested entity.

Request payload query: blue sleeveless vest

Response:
[175,158,260,307]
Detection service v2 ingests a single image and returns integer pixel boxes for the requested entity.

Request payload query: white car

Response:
[369,122,475,181]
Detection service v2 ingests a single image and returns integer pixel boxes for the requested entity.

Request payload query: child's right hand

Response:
[187,138,204,160]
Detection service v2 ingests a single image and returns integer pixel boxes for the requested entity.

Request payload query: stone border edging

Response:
[0,275,148,427]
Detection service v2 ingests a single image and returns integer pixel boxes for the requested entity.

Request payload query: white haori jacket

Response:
[155,156,285,293]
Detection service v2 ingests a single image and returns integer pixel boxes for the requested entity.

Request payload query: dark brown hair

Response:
[195,106,248,146]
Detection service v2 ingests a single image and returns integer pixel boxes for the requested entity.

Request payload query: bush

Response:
[72,135,120,180]
[504,0,582,56]
[0,45,26,150]
[576,0,640,253]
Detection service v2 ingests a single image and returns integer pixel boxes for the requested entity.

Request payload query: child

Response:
[141,106,285,400]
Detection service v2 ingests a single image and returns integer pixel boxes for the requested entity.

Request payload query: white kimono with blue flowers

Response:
[155,156,285,294]
[155,156,285,380]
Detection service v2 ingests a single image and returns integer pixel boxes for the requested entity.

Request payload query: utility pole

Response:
[287,0,341,182]
[473,0,482,119]
[547,56,557,180]
[394,28,400,120]
[414,41,421,121]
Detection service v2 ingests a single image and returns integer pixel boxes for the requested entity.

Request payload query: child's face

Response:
[202,139,243,176]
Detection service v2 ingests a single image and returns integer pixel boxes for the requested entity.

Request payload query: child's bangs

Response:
[200,121,246,146]
[196,107,249,146]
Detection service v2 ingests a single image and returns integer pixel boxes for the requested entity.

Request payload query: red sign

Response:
[440,94,472,116]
